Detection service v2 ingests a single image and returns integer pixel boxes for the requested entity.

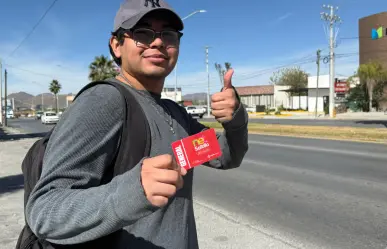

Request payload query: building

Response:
[66,95,75,107]
[307,75,350,113]
[274,85,308,110]
[161,87,182,102]
[235,85,307,110]
[359,12,387,110]
[235,85,274,108]
[359,12,387,68]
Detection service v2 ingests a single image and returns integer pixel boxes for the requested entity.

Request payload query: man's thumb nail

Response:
[223,69,234,90]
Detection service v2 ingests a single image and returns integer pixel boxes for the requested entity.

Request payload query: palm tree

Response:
[89,55,119,82]
[49,79,61,113]
[357,61,387,112]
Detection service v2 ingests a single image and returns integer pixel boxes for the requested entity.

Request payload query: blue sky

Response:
[0,0,385,95]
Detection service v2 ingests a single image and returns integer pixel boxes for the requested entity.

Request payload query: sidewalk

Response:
[0,137,295,249]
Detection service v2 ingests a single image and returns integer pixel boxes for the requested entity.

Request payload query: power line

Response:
[6,0,59,58]
[4,63,81,83]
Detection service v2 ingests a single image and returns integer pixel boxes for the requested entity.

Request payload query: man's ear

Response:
[109,36,122,59]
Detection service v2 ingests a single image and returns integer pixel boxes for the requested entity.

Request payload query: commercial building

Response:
[307,75,353,113]
[359,12,387,68]
[161,87,182,102]
[236,85,310,110]
[359,12,387,110]
[235,85,274,109]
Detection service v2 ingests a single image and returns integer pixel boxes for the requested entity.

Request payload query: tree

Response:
[215,62,232,86]
[89,55,119,82]
[270,66,309,96]
[356,61,387,112]
[49,79,61,113]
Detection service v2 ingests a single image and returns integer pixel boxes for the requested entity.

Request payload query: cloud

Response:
[272,13,293,24]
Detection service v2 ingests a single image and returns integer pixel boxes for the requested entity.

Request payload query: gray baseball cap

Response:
[113,0,184,32]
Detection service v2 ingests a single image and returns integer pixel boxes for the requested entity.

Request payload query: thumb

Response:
[223,68,234,91]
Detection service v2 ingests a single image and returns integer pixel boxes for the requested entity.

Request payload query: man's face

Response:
[111,14,181,80]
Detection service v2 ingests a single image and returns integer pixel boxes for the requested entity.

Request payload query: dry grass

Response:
[200,122,387,144]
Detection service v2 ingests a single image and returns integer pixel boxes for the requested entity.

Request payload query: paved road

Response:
[194,135,387,249]
[202,117,387,128]
[7,118,53,134]
[6,118,387,248]
[8,117,387,130]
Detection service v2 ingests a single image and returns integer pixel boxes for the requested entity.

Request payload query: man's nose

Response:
[149,36,164,48]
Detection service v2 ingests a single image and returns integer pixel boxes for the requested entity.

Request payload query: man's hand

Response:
[211,69,240,123]
[141,155,187,207]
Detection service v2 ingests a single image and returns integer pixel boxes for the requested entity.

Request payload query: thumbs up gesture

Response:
[211,69,240,123]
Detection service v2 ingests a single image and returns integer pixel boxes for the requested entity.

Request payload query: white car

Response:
[41,112,59,124]
[185,106,206,118]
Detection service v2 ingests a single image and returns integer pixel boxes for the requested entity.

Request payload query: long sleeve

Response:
[188,103,249,170]
[25,85,158,245]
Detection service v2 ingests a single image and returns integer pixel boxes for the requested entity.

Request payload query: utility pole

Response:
[205,46,211,118]
[0,59,3,126]
[321,5,341,118]
[42,93,44,111]
[4,70,7,127]
[315,49,321,118]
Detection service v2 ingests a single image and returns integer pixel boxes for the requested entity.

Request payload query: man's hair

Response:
[109,28,126,66]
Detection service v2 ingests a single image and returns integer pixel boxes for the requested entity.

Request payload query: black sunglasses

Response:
[124,28,183,47]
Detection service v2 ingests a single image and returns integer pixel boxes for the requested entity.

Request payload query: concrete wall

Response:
[308,75,331,89]
[289,96,308,110]
[308,88,329,113]
[274,85,291,108]
[240,94,274,108]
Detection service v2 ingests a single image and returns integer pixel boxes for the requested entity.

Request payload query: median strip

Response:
[200,122,387,143]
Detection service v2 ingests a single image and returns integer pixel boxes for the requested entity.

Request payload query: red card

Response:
[172,128,222,170]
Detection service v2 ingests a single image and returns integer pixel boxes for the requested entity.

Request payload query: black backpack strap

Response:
[16,79,151,249]
[74,79,151,177]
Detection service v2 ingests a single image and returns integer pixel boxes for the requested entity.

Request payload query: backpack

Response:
[15,80,151,249]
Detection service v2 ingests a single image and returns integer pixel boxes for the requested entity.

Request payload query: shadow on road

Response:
[0,130,47,142]
[355,120,387,128]
[0,174,24,195]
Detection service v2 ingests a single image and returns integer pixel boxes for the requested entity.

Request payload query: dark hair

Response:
[109,28,127,66]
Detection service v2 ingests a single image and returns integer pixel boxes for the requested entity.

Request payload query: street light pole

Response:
[174,9,207,102]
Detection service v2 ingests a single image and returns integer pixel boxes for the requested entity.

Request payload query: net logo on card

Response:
[192,137,209,151]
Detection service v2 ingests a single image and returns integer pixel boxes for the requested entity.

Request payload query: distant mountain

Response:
[183,92,207,101]
[6,92,74,110]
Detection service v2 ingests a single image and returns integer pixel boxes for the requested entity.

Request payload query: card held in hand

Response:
[171,128,222,170]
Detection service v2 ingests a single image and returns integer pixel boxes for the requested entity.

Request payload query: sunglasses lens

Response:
[132,28,181,47]
[162,31,180,46]
[133,29,154,45]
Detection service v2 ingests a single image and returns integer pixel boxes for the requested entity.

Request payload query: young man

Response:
[25,0,248,248]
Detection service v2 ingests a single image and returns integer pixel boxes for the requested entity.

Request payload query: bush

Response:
[275,110,281,115]
[324,105,329,115]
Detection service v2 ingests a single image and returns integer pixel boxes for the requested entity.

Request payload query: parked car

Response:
[41,111,59,124]
[35,111,44,120]
[185,106,206,118]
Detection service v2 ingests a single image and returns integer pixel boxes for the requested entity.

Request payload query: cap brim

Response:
[119,8,184,32]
